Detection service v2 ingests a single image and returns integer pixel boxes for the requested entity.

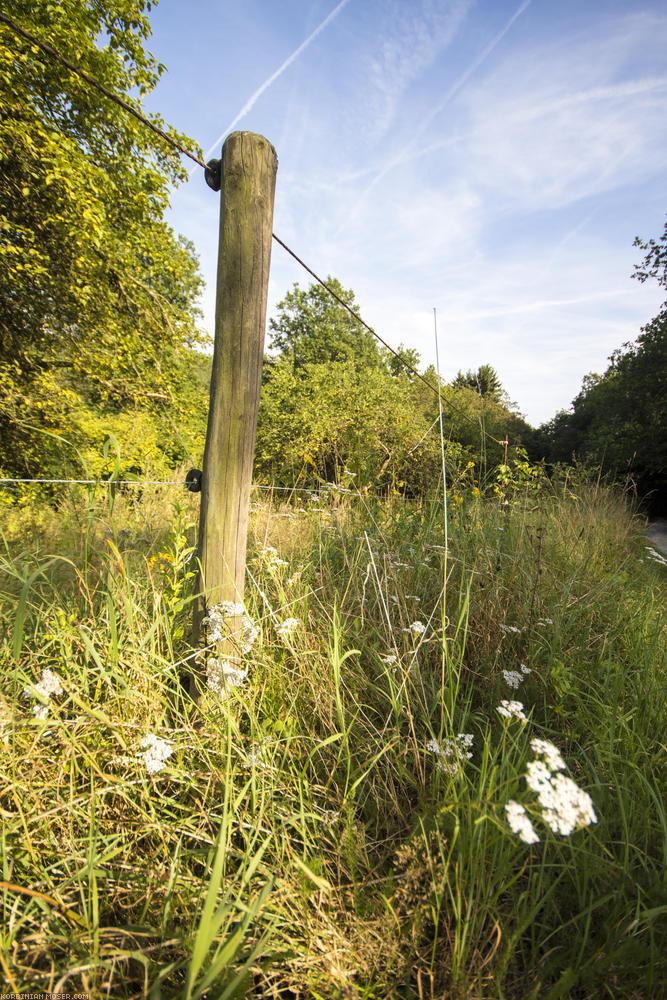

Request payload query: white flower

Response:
[530,738,566,772]
[523,746,598,836]
[502,669,524,690]
[204,604,259,653]
[496,700,527,722]
[275,617,299,638]
[139,734,173,775]
[536,618,554,626]
[538,773,598,835]
[505,799,540,844]
[500,624,522,634]
[645,546,667,566]
[403,621,426,636]
[525,759,553,793]
[382,653,399,666]
[260,546,289,568]
[206,656,248,695]
[520,663,532,674]
[24,669,65,719]
[426,733,474,777]
[240,615,260,654]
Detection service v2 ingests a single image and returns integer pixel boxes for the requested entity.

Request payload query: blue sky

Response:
[142,0,667,425]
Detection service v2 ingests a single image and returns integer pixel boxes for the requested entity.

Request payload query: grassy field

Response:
[0,474,665,998]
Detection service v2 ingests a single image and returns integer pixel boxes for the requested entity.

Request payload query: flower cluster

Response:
[500,624,522,634]
[505,800,540,844]
[139,734,173,775]
[536,617,554,626]
[275,617,299,638]
[242,738,271,769]
[502,663,532,689]
[203,603,259,655]
[496,700,527,722]
[524,744,597,836]
[530,737,565,772]
[260,545,288,568]
[505,738,598,844]
[206,656,248,696]
[426,733,474,777]
[23,669,65,720]
[403,621,426,636]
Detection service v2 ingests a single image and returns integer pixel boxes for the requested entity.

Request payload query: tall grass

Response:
[0,475,664,997]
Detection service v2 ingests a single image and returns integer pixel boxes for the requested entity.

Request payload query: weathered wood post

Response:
[190,131,278,698]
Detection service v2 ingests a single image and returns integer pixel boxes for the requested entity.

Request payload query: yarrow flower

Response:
[530,738,566,772]
[500,624,522,634]
[538,773,598,835]
[536,618,554,626]
[506,739,597,844]
[426,733,474,777]
[260,546,288,567]
[505,800,540,844]
[403,621,426,636]
[520,663,532,674]
[203,603,259,654]
[382,653,399,666]
[206,656,248,695]
[275,617,299,638]
[496,700,527,722]
[502,669,524,690]
[23,669,65,719]
[139,734,173,775]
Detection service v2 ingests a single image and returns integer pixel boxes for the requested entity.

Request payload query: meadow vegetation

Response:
[1,468,664,998]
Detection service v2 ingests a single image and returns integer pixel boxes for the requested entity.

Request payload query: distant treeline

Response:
[533,220,667,515]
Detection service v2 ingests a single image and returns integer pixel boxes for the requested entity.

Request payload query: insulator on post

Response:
[185,468,202,493]
[205,159,221,191]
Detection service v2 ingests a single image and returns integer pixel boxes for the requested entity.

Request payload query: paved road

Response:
[644,518,667,557]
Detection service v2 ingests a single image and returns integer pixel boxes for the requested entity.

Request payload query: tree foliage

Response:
[452,364,504,402]
[258,280,535,494]
[0,0,208,481]
[267,278,383,371]
[539,220,667,512]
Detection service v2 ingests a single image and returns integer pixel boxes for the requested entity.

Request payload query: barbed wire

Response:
[1,11,508,447]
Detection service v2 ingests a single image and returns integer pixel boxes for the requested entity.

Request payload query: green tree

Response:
[452,364,504,402]
[267,278,382,370]
[0,1,207,480]
[539,220,667,511]
[384,342,422,379]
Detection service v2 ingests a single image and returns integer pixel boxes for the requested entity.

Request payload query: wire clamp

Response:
[205,159,221,191]
[185,469,203,493]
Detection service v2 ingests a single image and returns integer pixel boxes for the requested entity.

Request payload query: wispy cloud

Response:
[195,0,352,169]
[337,0,533,231]
[365,0,473,139]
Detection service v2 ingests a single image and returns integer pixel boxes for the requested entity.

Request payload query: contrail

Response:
[413,0,533,142]
[338,0,533,221]
[192,0,352,173]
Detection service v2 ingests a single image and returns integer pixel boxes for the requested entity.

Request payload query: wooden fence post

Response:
[190,131,278,698]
